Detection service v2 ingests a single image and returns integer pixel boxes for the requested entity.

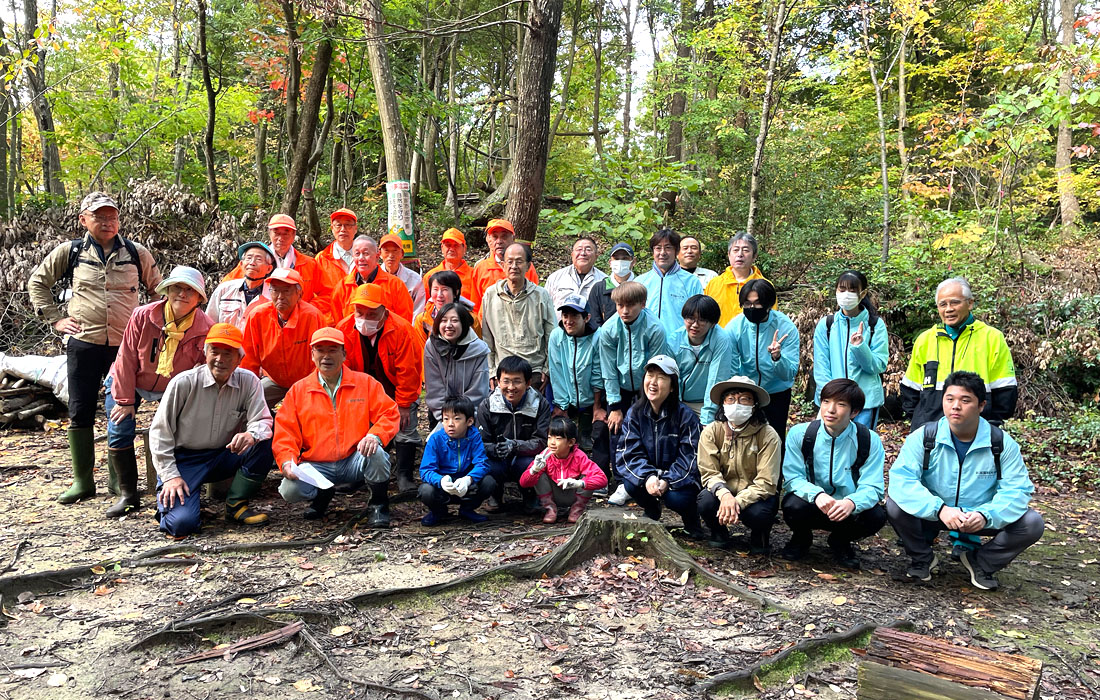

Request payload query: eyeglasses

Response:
[332,222,356,229]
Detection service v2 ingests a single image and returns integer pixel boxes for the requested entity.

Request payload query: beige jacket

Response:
[480,278,556,375]
[27,234,161,346]
[697,419,781,508]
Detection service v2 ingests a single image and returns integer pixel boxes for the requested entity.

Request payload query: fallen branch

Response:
[0,660,70,670]
[173,620,303,664]
[0,555,196,597]
[698,618,913,696]
[1036,644,1096,691]
[128,608,336,651]
[299,624,439,700]
[0,539,28,575]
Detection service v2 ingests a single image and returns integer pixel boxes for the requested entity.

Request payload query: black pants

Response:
[609,390,638,478]
[624,481,700,525]
[67,339,119,428]
[698,490,778,538]
[418,475,498,514]
[569,405,610,478]
[782,493,887,545]
[763,388,792,445]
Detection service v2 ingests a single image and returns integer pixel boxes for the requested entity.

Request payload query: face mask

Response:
[356,317,381,336]
[725,403,754,426]
[610,259,632,277]
[836,291,860,311]
[743,307,768,324]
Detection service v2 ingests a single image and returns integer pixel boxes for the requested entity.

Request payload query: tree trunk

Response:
[173,50,195,186]
[22,0,65,199]
[365,0,410,187]
[281,0,301,148]
[591,0,605,160]
[547,0,582,155]
[196,0,218,203]
[503,0,565,244]
[409,37,430,200]
[444,16,463,210]
[897,30,911,235]
[255,118,269,203]
[667,0,693,164]
[620,0,636,159]
[0,17,10,217]
[281,29,334,217]
[745,0,791,236]
[1055,0,1080,234]
[860,3,891,265]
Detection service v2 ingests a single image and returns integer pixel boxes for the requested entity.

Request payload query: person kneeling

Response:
[418,397,497,525]
[520,417,608,524]
[780,379,886,569]
[887,371,1044,591]
[274,328,400,526]
[697,376,780,554]
[149,324,274,538]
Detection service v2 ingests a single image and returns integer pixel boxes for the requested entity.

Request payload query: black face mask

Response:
[743,307,769,325]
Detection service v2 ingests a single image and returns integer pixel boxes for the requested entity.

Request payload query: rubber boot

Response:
[367,481,391,528]
[538,493,558,524]
[225,472,269,526]
[395,443,417,493]
[566,494,590,524]
[105,447,140,517]
[58,427,96,504]
[107,460,120,497]
[304,488,335,520]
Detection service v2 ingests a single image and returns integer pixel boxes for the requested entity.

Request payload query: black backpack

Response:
[800,419,871,485]
[921,422,1003,479]
[825,311,878,346]
[55,236,146,302]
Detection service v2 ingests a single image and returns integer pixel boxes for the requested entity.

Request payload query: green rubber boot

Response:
[225,472,268,526]
[58,427,96,504]
[107,459,120,497]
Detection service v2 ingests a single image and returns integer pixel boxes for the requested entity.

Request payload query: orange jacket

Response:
[471,256,539,313]
[273,367,400,466]
[423,259,475,300]
[224,250,338,324]
[330,268,414,323]
[241,300,325,389]
[336,312,423,408]
[315,241,353,284]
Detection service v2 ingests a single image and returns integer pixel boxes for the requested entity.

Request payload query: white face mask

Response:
[836,291,861,311]
[724,403,754,426]
[610,259,632,277]
[356,317,381,336]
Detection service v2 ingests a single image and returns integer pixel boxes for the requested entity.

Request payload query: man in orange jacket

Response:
[471,219,539,314]
[315,208,359,283]
[223,214,338,323]
[336,284,423,492]
[330,235,414,323]
[423,228,475,301]
[274,327,400,525]
[241,268,325,408]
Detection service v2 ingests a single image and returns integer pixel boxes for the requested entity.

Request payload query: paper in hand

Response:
[293,462,334,489]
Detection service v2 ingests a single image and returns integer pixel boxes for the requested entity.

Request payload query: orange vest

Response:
[423,259,475,300]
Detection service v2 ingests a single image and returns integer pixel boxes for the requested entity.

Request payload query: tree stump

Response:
[856,627,1043,700]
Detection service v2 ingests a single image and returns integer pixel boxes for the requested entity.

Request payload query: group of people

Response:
[25,191,1043,592]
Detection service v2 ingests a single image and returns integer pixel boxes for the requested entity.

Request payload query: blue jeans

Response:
[104,375,162,449]
[157,439,274,537]
[278,449,391,502]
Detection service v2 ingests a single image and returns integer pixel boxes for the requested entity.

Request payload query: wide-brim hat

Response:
[709,375,770,408]
[155,265,207,303]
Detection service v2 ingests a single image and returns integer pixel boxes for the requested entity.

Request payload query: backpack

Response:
[800,419,871,485]
[921,421,1003,479]
[55,236,146,302]
[825,311,878,346]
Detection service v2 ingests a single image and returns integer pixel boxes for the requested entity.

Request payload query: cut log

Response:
[856,627,1043,700]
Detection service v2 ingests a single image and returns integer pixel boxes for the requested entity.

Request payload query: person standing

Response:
[206,242,274,330]
[379,233,426,315]
[470,219,539,313]
[544,236,607,317]
[587,242,636,327]
[635,229,704,340]
[705,233,774,326]
[315,208,360,282]
[677,236,718,288]
[670,295,732,424]
[27,192,162,504]
[422,228,476,302]
[329,235,414,323]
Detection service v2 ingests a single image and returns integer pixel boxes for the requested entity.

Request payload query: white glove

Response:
[529,449,550,476]
[557,478,586,491]
[440,475,458,496]
[454,476,473,497]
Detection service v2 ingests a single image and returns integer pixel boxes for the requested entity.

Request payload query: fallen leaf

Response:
[13,668,46,679]
[237,598,257,605]
[817,573,837,581]
[430,644,450,655]
[184,563,199,576]
[299,562,315,570]
[47,673,68,687]
[832,596,847,605]
[504,670,515,678]
[90,566,106,575]
[263,676,282,685]
[708,618,729,626]
[94,585,114,596]
[330,626,353,637]
[292,678,319,692]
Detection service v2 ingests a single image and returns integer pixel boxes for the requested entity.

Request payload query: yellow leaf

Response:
[330,626,353,637]
[90,566,106,575]
[832,596,847,605]
[293,678,319,692]
[627,570,639,580]
[237,598,256,605]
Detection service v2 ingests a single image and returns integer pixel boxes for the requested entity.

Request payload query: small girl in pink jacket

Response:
[520,417,608,524]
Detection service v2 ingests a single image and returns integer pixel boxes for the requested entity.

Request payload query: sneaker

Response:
[681,525,706,540]
[959,550,999,591]
[780,533,812,561]
[829,540,861,570]
[593,485,610,498]
[421,510,445,526]
[607,484,630,506]
[906,554,939,582]
[458,507,488,523]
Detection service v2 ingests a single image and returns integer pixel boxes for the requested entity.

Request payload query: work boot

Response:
[538,493,558,523]
[780,531,812,561]
[395,443,417,493]
[367,481,391,528]
[225,472,269,526]
[304,488,335,520]
[566,494,590,524]
[105,447,140,518]
[58,427,96,504]
[748,529,771,556]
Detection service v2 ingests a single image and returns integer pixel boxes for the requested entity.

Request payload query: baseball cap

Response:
[609,242,635,258]
[155,265,208,303]
[310,327,345,347]
[267,213,297,231]
[206,323,244,349]
[350,283,384,309]
[267,268,303,286]
[238,241,275,261]
[81,192,118,212]
[441,228,466,246]
[485,219,514,235]
[379,233,404,250]
[329,208,358,223]
[644,354,679,377]
[557,294,589,314]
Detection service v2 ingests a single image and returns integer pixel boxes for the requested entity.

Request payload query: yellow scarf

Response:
[156,302,196,378]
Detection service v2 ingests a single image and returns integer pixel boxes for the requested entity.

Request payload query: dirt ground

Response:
[0,414,1097,700]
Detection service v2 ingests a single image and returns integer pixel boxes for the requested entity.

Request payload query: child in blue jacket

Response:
[418,397,497,525]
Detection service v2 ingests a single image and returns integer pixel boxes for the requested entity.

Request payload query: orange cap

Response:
[268,213,297,231]
[309,327,345,347]
[268,268,303,286]
[485,219,514,236]
[441,228,466,246]
[350,283,385,309]
[206,323,244,349]
[330,208,358,223]
[379,233,404,250]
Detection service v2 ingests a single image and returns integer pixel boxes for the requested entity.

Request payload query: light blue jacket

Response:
[598,309,670,409]
[670,324,732,424]
[812,307,889,409]
[636,263,704,340]
[782,420,885,513]
[725,309,800,394]
[888,417,1033,530]
[548,322,603,411]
